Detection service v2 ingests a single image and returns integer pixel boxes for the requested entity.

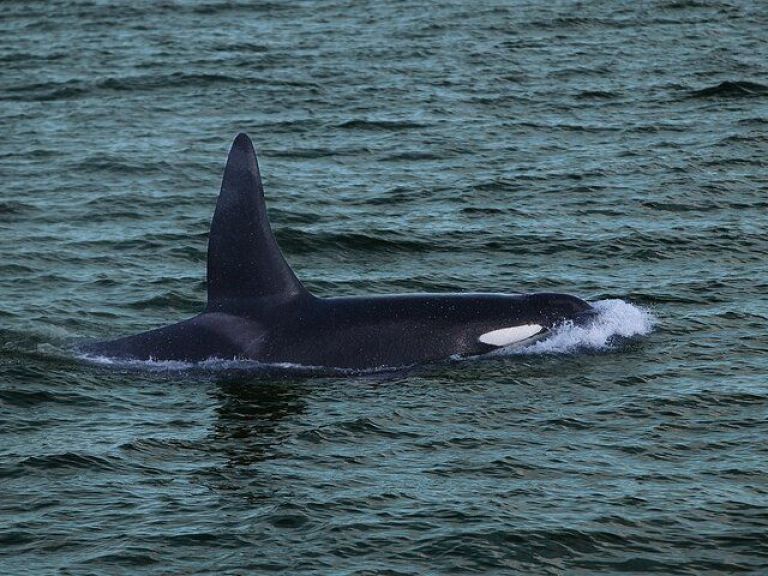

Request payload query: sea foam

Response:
[511,299,656,355]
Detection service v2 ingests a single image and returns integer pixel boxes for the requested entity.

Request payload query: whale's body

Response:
[81,134,593,370]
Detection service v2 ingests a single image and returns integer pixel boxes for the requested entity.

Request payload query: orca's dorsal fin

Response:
[206,133,307,312]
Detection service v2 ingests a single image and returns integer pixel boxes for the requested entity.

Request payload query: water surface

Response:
[2,1,767,574]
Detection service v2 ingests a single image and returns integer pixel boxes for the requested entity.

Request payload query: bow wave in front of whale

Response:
[80,133,608,372]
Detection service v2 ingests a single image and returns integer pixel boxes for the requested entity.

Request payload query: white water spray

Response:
[513,299,656,355]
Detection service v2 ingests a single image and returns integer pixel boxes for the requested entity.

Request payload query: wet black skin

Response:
[84,292,592,369]
[81,134,593,370]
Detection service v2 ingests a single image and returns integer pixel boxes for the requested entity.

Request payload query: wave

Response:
[511,299,656,355]
[689,81,768,98]
[336,119,430,131]
[78,354,363,378]
[2,73,247,102]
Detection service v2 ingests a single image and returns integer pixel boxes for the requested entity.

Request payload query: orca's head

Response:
[525,293,595,328]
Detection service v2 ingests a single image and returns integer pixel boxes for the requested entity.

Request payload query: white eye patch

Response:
[478,324,544,347]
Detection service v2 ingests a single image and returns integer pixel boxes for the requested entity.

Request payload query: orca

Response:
[80,133,594,370]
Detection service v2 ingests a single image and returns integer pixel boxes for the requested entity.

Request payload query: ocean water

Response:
[2,1,767,574]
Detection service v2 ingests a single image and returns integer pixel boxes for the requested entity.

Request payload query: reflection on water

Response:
[212,376,308,468]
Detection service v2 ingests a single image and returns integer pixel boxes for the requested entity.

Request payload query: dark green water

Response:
[2,1,767,574]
